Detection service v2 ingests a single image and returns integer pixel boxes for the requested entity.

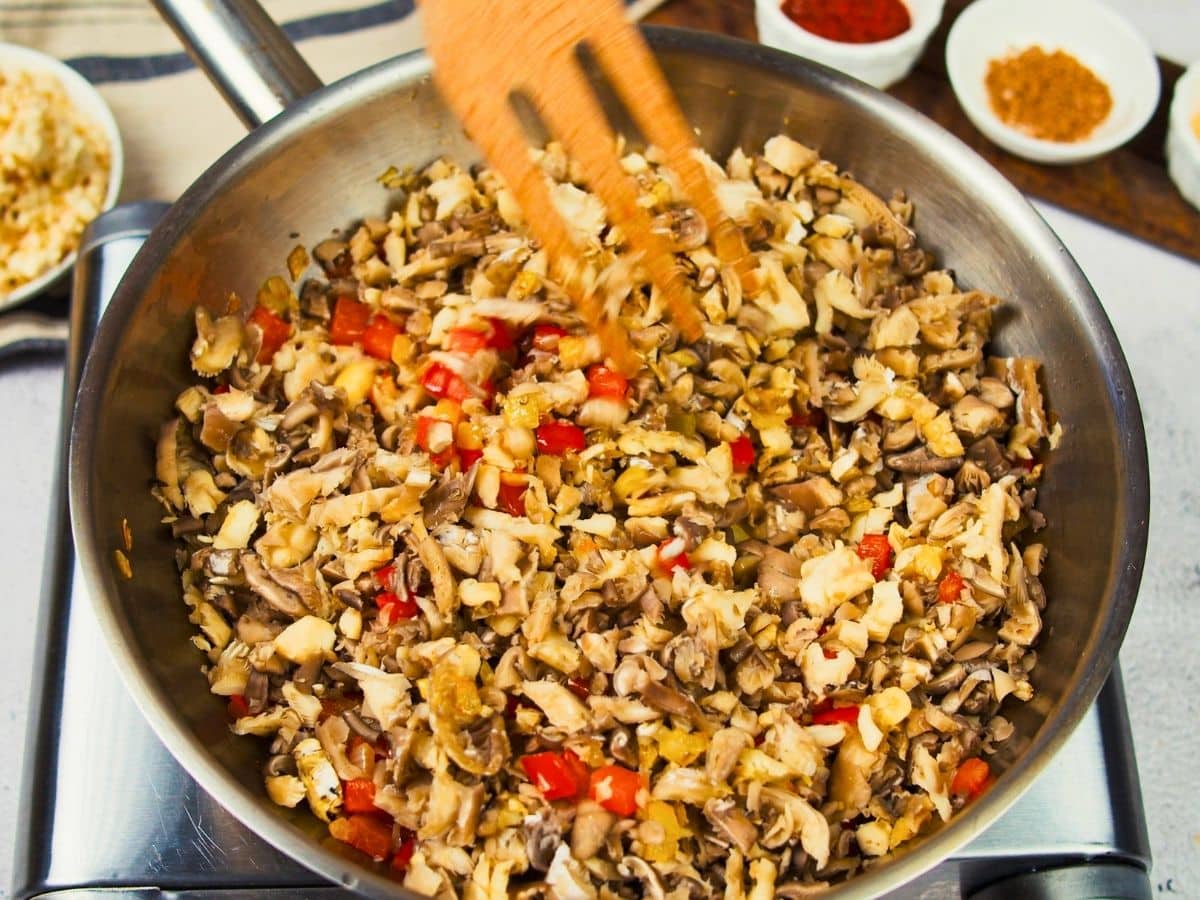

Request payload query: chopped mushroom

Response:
[158,137,1055,893]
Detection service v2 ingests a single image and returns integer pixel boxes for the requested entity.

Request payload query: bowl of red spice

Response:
[756,0,945,89]
[946,0,1159,164]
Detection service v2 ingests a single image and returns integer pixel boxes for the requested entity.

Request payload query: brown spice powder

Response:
[984,46,1113,143]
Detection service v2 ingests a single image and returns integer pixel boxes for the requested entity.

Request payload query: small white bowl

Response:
[1167,62,1200,211]
[755,0,945,90]
[0,42,123,309]
[945,0,1159,165]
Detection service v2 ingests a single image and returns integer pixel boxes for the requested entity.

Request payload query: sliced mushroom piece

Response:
[809,507,851,535]
[925,662,967,695]
[342,710,381,744]
[422,470,471,529]
[755,546,804,603]
[190,308,244,376]
[704,798,759,853]
[706,728,753,783]
[522,680,591,733]
[882,419,919,452]
[227,426,276,480]
[608,726,639,768]
[620,856,666,900]
[951,394,1006,438]
[955,459,991,494]
[838,177,914,250]
[976,376,1015,410]
[769,476,843,517]
[524,812,564,872]
[240,553,306,618]
[571,800,615,860]
[199,404,242,453]
[990,357,1049,438]
[966,436,1011,481]
[263,559,328,618]
[410,526,457,627]
[828,731,883,816]
[653,205,709,252]
[639,680,715,733]
[884,446,962,475]
[446,782,486,847]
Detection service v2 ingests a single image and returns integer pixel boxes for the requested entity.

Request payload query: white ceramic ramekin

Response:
[0,42,123,308]
[755,0,946,90]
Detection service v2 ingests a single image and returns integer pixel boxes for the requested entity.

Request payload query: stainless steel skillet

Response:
[68,2,1149,896]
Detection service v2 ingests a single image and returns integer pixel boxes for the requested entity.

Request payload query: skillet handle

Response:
[150,0,323,129]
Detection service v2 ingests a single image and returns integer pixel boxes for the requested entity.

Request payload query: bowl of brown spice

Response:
[945,0,1159,164]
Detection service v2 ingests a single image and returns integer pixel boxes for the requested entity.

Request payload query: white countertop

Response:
[2,2,1198,895]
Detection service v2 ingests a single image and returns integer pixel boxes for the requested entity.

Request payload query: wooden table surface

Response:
[646,0,1200,263]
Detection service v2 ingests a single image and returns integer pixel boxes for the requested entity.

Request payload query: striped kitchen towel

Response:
[0,0,666,201]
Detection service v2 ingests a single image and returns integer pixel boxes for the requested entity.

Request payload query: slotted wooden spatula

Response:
[421,0,752,374]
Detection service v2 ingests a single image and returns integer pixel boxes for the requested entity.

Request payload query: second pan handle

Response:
[150,0,324,129]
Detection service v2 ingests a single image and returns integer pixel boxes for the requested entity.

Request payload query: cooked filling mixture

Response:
[155,135,1058,896]
[0,67,110,296]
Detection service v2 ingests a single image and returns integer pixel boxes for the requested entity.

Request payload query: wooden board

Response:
[646,0,1200,262]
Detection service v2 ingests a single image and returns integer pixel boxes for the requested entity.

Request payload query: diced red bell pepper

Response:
[342,778,381,815]
[415,414,457,468]
[657,539,691,574]
[329,296,372,346]
[497,481,527,517]
[857,533,893,580]
[391,831,416,871]
[362,315,402,361]
[227,694,250,719]
[330,814,393,860]
[485,317,515,353]
[938,571,966,604]
[536,421,587,455]
[521,750,590,801]
[421,362,471,403]
[422,363,494,407]
[822,646,839,660]
[212,383,231,394]
[375,563,395,590]
[729,434,756,473]
[811,704,859,725]
[567,677,591,700]
[788,408,826,429]
[446,327,490,355]
[249,306,292,364]
[586,365,629,401]
[951,757,993,800]
[458,447,483,468]
[447,318,514,355]
[377,591,419,625]
[531,324,568,353]
[589,765,643,817]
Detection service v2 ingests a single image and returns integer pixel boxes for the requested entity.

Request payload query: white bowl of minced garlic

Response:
[0,43,122,308]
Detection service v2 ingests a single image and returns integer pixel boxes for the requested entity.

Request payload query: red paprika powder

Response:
[781,0,912,44]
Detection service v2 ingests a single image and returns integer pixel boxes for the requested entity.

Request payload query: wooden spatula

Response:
[421,0,752,375]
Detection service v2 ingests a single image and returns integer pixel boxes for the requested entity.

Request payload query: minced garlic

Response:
[0,67,110,296]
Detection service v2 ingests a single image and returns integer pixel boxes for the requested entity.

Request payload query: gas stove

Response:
[12,205,1154,900]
